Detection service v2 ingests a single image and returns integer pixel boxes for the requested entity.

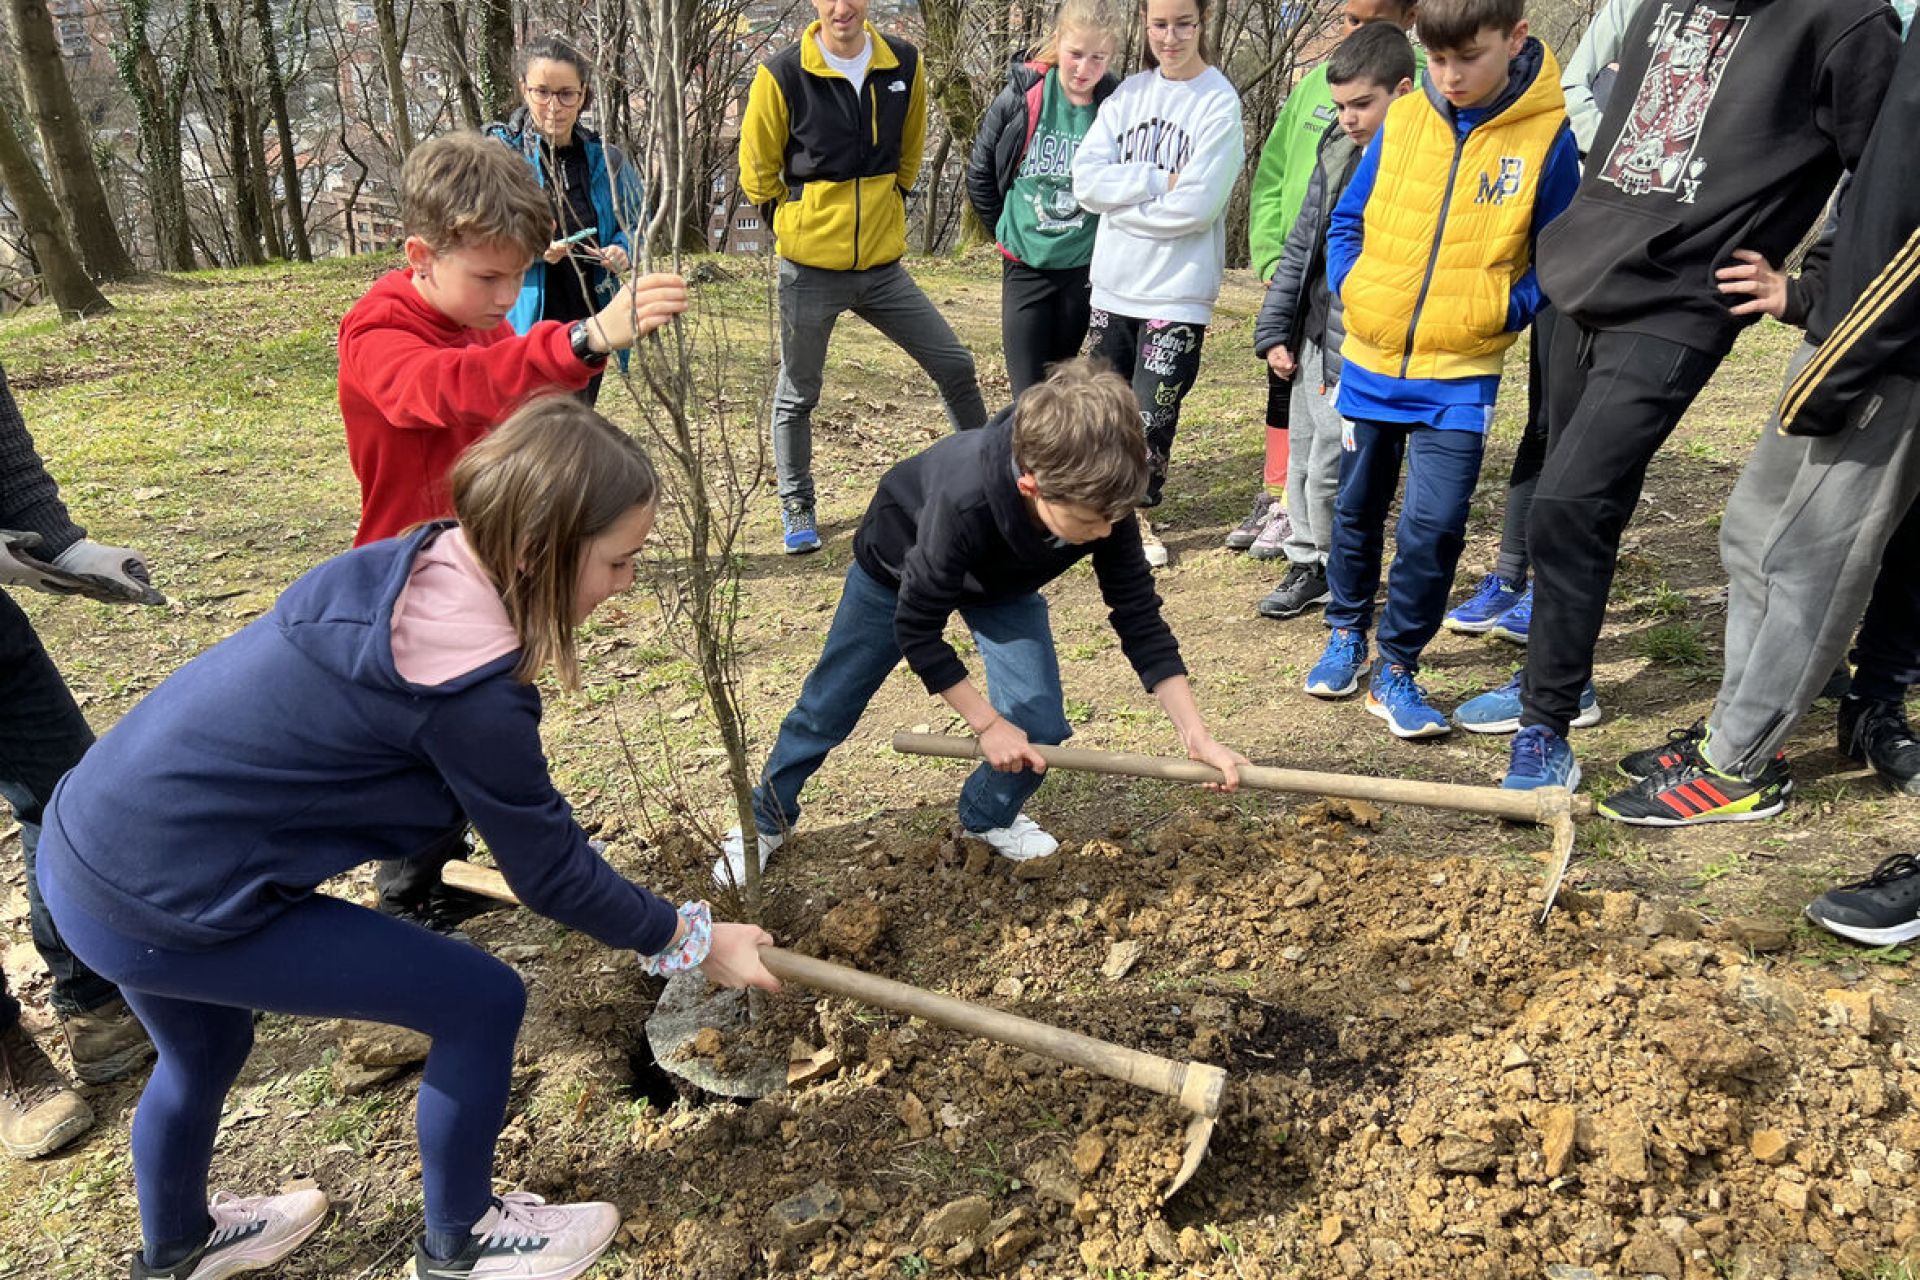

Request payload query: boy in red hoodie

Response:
[336,131,686,925]
[337,131,687,547]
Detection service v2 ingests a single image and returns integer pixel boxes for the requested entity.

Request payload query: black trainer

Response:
[1838,694,1920,795]
[1618,720,1790,790]
[1256,563,1331,619]
[1805,854,1920,947]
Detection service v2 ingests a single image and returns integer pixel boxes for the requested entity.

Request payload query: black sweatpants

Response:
[1002,259,1093,399]
[1495,305,1558,586]
[1853,491,1920,700]
[1086,309,1207,508]
[1520,319,1720,736]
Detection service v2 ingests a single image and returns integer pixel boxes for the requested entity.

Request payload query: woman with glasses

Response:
[487,35,645,405]
[1071,0,1243,567]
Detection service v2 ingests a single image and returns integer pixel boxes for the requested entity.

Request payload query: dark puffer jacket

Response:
[965,58,1117,232]
[1252,120,1360,381]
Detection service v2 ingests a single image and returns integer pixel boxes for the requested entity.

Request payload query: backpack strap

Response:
[1020,62,1049,160]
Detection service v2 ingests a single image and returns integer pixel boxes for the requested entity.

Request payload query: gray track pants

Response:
[1281,338,1346,567]
[1704,342,1920,778]
[772,258,987,508]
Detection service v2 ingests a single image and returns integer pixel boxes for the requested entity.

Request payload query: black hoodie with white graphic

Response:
[1538,0,1900,356]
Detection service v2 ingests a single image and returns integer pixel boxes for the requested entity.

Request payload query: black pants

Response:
[1001,259,1093,398]
[1853,491,1920,700]
[1520,320,1720,736]
[1265,365,1293,432]
[1086,309,1207,508]
[1495,306,1558,585]
[0,590,118,1025]
[373,824,472,914]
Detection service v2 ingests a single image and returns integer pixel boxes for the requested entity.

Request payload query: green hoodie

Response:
[1247,46,1425,281]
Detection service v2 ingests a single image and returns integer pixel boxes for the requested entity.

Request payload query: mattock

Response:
[890,733,1592,924]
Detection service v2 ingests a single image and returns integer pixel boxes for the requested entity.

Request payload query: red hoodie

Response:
[337,269,597,545]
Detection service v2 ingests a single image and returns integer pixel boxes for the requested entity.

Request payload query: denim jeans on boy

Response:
[1324,419,1485,671]
[0,590,119,1026]
[754,562,1071,836]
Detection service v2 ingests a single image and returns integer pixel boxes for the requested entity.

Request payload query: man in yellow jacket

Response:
[739,0,987,555]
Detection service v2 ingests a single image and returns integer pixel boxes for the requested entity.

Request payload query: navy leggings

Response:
[38,862,525,1259]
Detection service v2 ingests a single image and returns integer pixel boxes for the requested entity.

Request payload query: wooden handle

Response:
[891,732,1593,822]
[437,861,1224,1117]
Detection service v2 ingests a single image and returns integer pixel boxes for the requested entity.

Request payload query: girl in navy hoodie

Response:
[37,398,777,1280]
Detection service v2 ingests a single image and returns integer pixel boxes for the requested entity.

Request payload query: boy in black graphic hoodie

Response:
[1493,0,1902,798]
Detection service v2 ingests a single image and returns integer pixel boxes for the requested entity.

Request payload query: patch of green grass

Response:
[1646,581,1689,618]
[1633,621,1710,668]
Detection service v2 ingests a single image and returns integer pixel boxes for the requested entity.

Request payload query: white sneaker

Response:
[963,813,1059,862]
[132,1187,329,1279]
[1138,514,1170,569]
[712,825,785,889]
[413,1192,618,1280]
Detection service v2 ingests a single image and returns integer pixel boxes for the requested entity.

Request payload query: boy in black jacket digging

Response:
[716,359,1245,885]
[1493,0,1903,798]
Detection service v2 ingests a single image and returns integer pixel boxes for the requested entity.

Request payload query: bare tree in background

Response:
[372,0,417,158]
[254,0,314,259]
[114,0,201,270]
[0,77,112,317]
[4,0,140,280]
[201,0,268,264]
[478,0,516,119]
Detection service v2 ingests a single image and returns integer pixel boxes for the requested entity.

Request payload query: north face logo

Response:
[1475,157,1526,205]
[887,79,907,92]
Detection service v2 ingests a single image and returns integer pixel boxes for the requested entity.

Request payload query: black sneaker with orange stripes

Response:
[1598,756,1790,827]
[1617,720,1791,790]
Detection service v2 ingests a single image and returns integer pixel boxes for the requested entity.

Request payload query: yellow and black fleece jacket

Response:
[738,22,927,272]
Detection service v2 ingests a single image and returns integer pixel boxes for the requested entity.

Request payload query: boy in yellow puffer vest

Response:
[1304,0,1579,741]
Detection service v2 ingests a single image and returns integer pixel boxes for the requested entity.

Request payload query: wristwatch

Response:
[569,319,608,367]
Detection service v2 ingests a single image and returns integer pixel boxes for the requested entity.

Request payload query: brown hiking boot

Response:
[60,996,154,1085]
[0,1020,94,1159]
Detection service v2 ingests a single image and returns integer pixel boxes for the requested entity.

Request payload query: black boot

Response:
[1839,694,1920,794]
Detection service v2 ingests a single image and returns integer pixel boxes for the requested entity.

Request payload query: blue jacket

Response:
[486,110,646,341]
[39,525,678,955]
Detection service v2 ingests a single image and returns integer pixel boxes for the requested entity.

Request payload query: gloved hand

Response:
[0,529,91,595]
[1341,418,1357,452]
[51,538,167,605]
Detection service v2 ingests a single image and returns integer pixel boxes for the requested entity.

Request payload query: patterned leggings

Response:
[1085,309,1207,508]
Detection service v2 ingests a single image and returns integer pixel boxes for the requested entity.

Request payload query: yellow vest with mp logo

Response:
[1341,45,1567,383]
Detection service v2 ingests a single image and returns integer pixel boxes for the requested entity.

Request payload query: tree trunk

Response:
[203,0,265,265]
[5,0,139,279]
[919,128,950,255]
[479,0,515,120]
[0,105,112,317]
[916,0,992,248]
[372,0,415,158]
[114,0,198,271]
[440,0,484,127]
[251,0,311,260]
[244,93,288,259]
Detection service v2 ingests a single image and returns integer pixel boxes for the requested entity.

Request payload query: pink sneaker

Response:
[130,1187,329,1279]
[1246,506,1293,560]
[414,1191,619,1280]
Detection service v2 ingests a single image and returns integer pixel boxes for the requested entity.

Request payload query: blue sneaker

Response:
[1489,587,1532,644]
[1366,664,1451,739]
[1444,574,1525,634]
[1502,724,1582,792]
[781,499,821,555]
[1455,673,1601,734]
[1305,628,1370,698]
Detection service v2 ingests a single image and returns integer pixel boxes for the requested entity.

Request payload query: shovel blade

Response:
[1164,1113,1217,1201]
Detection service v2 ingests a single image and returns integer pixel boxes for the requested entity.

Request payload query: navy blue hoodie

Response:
[39,525,678,954]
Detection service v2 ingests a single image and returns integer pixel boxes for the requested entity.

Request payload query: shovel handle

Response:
[759,947,1225,1118]
[436,861,1223,1118]
[891,732,1592,823]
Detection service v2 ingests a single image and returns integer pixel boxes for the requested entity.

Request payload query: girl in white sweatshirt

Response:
[1072,0,1244,565]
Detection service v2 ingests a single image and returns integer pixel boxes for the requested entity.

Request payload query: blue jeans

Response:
[1325,420,1485,671]
[0,589,118,1024]
[755,563,1071,835]
[39,860,524,1259]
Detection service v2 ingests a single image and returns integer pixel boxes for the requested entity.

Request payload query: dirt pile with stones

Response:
[478,805,1920,1279]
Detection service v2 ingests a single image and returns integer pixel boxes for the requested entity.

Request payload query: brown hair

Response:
[399,131,550,257]
[1327,21,1417,90]
[1033,0,1126,66]
[520,34,595,110]
[1011,358,1151,520]
[1414,0,1523,51]
[1140,0,1214,69]
[451,396,660,690]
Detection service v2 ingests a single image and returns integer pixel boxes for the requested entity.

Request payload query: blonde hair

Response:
[1011,358,1151,521]
[1140,0,1215,69]
[400,132,550,257]
[1034,0,1126,66]
[452,397,660,690]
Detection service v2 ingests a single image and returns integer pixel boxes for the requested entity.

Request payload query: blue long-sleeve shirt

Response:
[1327,100,1581,431]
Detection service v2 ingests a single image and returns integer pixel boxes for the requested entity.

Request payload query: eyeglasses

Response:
[1147,19,1201,39]
[526,85,584,107]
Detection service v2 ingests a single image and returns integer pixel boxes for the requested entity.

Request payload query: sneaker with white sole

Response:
[413,1192,618,1280]
[1246,506,1293,561]
[712,826,785,889]
[1366,664,1451,739]
[1805,854,1920,947]
[1223,493,1278,550]
[1454,673,1601,735]
[963,813,1059,862]
[1304,628,1370,698]
[1138,514,1169,569]
[130,1187,330,1280]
